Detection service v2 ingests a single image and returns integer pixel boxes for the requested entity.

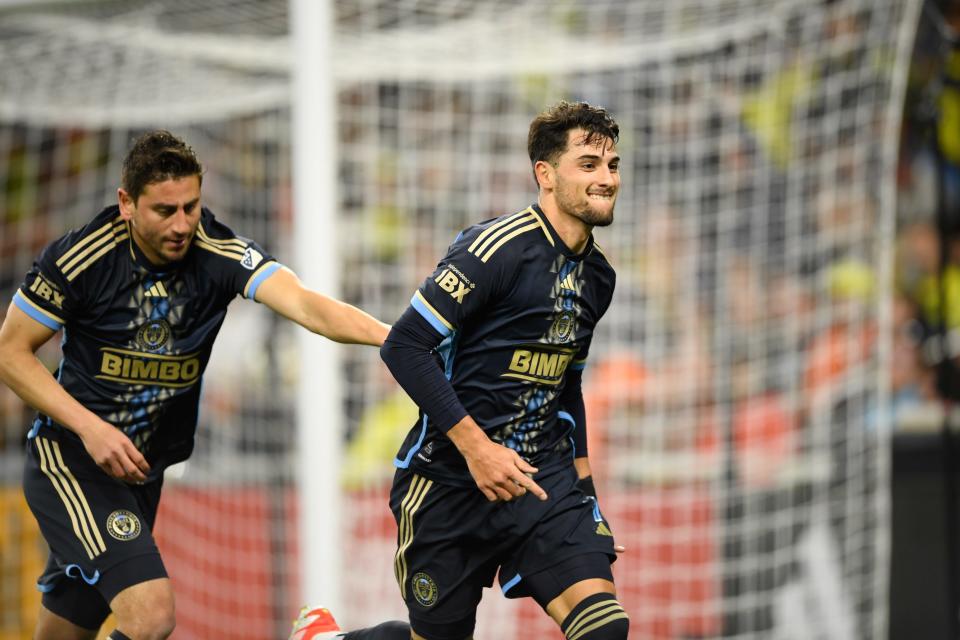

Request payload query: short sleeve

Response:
[13,236,82,331]
[194,214,282,301]
[410,229,508,337]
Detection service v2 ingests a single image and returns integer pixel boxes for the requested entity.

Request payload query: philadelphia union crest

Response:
[549,310,575,343]
[136,319,171,352]
[411,572,438,607]
[106,510,142,541]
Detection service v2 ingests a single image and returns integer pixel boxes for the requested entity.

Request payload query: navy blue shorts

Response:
[389,464,616,639]
[22,431,167,630]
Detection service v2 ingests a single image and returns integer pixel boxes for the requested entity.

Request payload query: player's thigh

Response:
[36,555,112,633]
[498,469,617,606]
[544,577,617,625]
[109,576,176,635]
[390,470,498,639]
[23,432,168,622]
[34,602,100,640]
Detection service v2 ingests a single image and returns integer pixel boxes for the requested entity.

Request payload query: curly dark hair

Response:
[527,101,619,184]
[121,130,203,202]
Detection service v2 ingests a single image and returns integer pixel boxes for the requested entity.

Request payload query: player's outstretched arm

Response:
[0,302,149,482]
[255,266,390,346]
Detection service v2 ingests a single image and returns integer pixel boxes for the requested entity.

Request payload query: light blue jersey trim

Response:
[246,262,282,300]
[394,414,429,469]
[13,291,63,331]
[589,496,603,522]
[27,418,44,439]
[65,564,101,585]
[36,581,55,593]
[411,294,453,337]
[501,573,522,595]
[394,333,458,467]
[438,333,457,381]
[558,411,576,456]
[570,360,587,371]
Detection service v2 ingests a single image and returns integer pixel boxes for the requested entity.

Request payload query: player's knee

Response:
[115,604,175,640]
[560,593,629,640]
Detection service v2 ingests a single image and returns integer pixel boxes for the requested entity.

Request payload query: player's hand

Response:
[614,543,626,554]
[462,437,548,503]
[79,420,150,483]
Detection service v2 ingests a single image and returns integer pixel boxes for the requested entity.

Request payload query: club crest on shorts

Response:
[106,510,141,541]
[411,572,438,607]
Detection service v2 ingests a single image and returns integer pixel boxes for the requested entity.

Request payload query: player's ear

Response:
[534,160,554,190]
[117,188,135,220]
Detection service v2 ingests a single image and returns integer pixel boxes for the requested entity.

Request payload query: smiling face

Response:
[118,175,201,265]
[538,128,620,228]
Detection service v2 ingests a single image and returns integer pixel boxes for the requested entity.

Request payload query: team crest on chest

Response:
[549,310,575,343]
[136,319,171,352]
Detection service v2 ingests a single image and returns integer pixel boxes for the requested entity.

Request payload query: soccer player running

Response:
[379,101,630,640]
[0,131,399,640]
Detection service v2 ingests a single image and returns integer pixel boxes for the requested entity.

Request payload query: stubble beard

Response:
[556,188,616,228]
[575,204,615,227]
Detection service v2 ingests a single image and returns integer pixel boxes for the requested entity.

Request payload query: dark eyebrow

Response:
[577,154,620,163]
[152,197,200,213]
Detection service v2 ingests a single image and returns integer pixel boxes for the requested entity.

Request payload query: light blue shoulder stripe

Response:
[13,291,62,331]
[411,293,453,337]
[246,262,283,300]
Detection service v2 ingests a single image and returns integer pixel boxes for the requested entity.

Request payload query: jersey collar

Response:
[530,203,596,260]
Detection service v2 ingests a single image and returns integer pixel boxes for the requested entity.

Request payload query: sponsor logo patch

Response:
[28,272,65,309]
[503,346,576,385]
[98,347,201,388]
[434,265,474,303]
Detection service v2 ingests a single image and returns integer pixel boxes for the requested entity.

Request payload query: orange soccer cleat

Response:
[288,605,343,640]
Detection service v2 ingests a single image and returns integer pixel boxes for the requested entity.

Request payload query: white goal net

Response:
[0,1,920,639]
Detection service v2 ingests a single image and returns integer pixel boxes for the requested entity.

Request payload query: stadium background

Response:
[0,0,957,638]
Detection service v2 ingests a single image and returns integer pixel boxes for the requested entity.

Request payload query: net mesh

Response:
[0,1,919,638]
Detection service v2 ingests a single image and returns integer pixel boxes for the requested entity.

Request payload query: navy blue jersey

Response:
[13,205,281,479]
[394,204,616,485]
